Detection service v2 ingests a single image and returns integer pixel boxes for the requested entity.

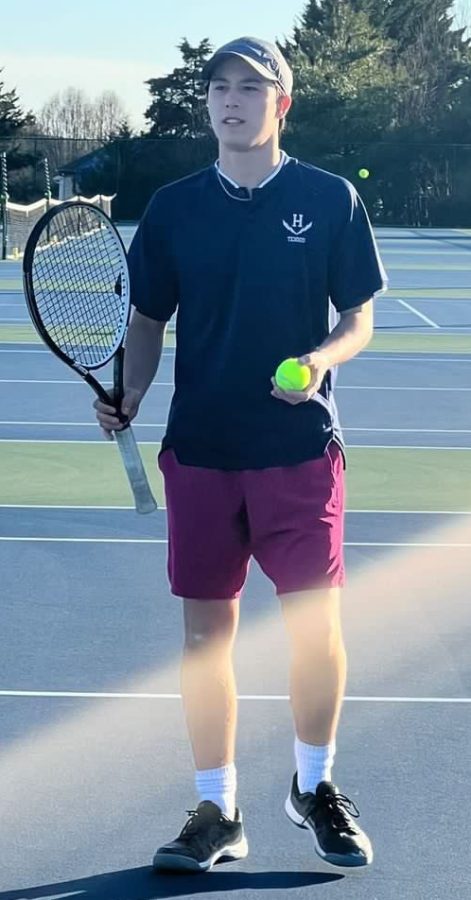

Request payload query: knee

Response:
[281,589,344,654]
[183,598,239,653]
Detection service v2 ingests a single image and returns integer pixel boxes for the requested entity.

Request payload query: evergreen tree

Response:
[144,39,213,137]
[0,70,34,138]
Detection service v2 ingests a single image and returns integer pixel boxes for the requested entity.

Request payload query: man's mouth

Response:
[222,117,246,125]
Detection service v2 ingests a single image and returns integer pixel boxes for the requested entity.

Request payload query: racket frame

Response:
[22,201,157,514]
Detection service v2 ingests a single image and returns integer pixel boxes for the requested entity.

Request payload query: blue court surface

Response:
[0,227,470,899]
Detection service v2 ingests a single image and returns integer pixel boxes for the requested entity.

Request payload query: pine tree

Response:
[0,70,34,138]
[144,39,213,137]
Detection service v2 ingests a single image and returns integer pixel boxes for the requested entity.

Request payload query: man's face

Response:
[206,56,290,150]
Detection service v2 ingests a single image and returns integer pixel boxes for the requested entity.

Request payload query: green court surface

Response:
[0,323,177,347]
[385,288,471,298]
[1,443,471,511]
[368,332,471,353]
[0,279,22,290]
[0,442,165,508]
[0,323,470,354]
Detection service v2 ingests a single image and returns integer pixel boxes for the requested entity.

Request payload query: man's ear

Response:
[277,93,292,121]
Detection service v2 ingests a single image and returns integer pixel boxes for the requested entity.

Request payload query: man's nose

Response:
[225,92,240,107]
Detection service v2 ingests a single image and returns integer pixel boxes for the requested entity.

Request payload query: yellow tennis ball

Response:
[358,168,370,179]
[275,358,311,391]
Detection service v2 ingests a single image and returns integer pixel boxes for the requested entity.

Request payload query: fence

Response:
[1,135,471,229]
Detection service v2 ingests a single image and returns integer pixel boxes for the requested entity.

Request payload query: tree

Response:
[0,69,38,202]
[278,0,471,224]
[0,69,35,138]
[38,88,127,141]
[92,91,129,142]
[279,1,402,148]
[144,38,213,137]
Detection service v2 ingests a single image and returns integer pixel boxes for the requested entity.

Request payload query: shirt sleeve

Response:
[328,181,388,313]
[127,192,178,322]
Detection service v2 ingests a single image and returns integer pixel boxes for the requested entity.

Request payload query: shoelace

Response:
[180,809,203,837]
[303,792,360,833]
[180,808,224,837]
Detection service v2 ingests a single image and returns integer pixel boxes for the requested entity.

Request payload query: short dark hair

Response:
[277,87,288,136]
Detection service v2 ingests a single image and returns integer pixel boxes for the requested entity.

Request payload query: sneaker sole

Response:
[284,795,373,871]
[153,834,249,873]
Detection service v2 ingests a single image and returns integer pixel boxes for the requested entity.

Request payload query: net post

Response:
[0,152,9,260]
[43,157,52,208]
[43,157,52,242]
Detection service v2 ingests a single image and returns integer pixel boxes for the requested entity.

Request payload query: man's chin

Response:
[218,134,260,152]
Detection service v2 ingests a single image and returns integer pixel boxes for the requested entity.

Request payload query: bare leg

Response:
[181,597,239,769]
[279,588,347,745]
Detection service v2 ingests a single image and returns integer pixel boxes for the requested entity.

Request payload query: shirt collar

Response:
[215,151,289,190]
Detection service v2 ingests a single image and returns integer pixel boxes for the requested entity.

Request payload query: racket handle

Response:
[114,426,158,514]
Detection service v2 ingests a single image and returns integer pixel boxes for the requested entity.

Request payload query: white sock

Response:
[295,737,336,794]
[195,763,237,819]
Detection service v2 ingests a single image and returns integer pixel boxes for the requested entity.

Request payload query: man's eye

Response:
[244,86,258,91]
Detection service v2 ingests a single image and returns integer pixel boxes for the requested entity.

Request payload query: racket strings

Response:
[31,206,128,368]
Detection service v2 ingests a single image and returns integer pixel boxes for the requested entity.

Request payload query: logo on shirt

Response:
[282,213,313,243]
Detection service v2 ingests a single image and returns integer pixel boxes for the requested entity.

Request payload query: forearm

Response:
[317,304,374,368]
[277,302,374,403]
[124,309,167,401]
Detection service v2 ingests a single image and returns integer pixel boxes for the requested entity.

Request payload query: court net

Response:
[1,195,114,259]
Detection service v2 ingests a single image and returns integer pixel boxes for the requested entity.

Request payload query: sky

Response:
[1,0,470,132]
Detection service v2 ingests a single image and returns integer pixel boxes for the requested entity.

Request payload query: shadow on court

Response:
[2,866,343,899]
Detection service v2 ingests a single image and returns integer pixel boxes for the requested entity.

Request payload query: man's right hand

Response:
[93,388,142,440]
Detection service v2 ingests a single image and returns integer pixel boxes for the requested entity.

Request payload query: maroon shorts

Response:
[158,442,345,599]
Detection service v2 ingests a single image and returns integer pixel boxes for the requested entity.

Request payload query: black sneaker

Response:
[152,800,249,872]
[285,775,373,868]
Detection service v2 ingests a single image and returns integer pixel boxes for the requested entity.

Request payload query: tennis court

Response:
[0,226,470,899]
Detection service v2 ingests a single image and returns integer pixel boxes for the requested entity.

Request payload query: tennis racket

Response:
[23,200,157,514]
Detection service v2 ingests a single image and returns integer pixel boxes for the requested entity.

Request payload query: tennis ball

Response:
[275,358,311,391]
[358,168,370,179]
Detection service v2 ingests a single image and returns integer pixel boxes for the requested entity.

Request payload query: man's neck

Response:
[217,140,282,189]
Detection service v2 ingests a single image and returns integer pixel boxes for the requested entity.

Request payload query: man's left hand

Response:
[271,350,330,406]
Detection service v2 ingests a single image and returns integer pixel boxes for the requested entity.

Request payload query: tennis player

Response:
[95,37,388,873]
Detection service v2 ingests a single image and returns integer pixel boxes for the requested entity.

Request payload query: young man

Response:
[95,37,387,873]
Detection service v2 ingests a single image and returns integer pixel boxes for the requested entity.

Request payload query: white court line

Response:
[345,427,471,434]
[0,438,467,452]
[375,330,464,335]
[3,381,471,392]
[0,350,469,364]
[0,420,165,427]
[0,690,469,703]
[0,537,470,547]
[1,505,470,515]
[344,445,471,451]
[0,349,469,364]
[376,309,412,314]
[339,386,471,391]
[0,344,175,353]
[345,445,471,451]
[0,439,469,451]
[359,355,471,362]
[1,422,471,434]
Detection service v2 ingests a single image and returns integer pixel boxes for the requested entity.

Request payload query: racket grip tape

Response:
[114,426,158,514]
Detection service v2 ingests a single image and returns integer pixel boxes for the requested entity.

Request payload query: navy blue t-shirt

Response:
[127,155,388,469]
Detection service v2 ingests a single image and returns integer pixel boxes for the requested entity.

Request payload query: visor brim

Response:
[202,52,281,88]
